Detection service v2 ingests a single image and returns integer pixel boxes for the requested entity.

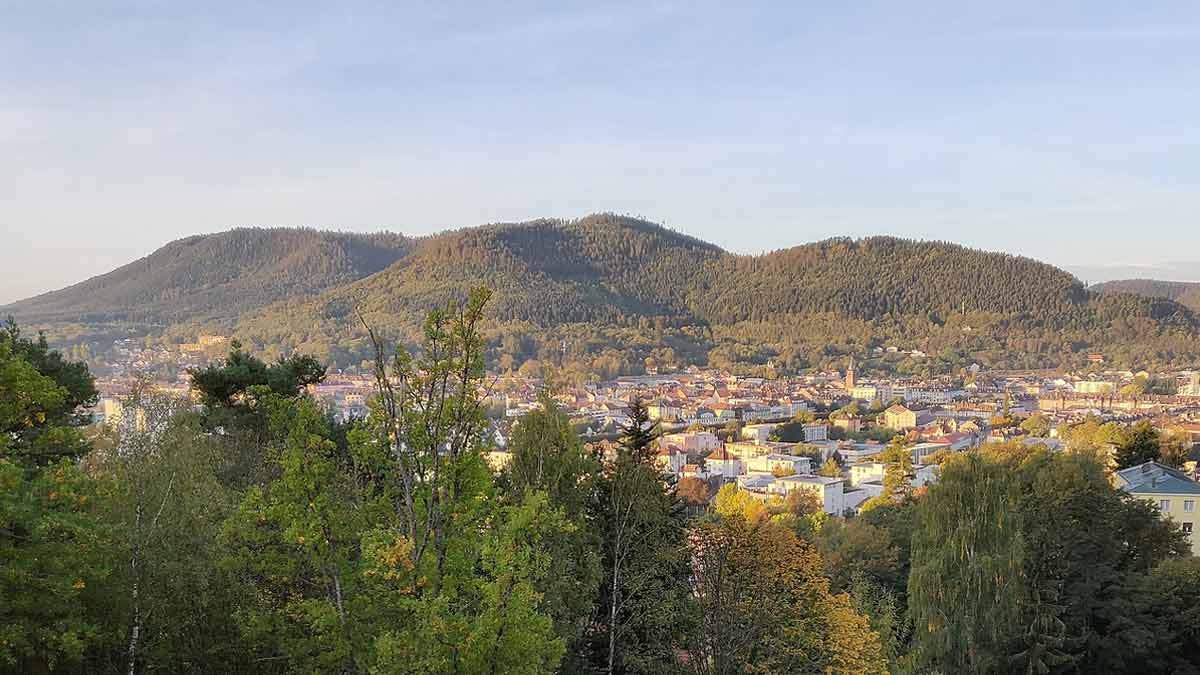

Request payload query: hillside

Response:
[224,214,1200,374]
[1095,279,1200,313]
[2,228,413,324]
[8,215,1200,375]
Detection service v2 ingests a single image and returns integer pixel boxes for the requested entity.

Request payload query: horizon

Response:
[5,2,1200,302]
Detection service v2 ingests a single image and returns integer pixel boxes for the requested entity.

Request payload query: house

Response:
[655,445,688,475]
[743,453,812,476]
[768,475,846,515]
[704,446,743,478]
[741,423,778,443]
[802,423,829,442]
[833,416,863,433]
[660,431,721,454]
[646,399,682,422]
[1114,461,1200,555]
[849,462,885,487]
[884,404,917,431]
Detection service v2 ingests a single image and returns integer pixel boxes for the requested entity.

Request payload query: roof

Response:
[1116,461,1200,496]
[776,474,843,486]
[886,404,912,415]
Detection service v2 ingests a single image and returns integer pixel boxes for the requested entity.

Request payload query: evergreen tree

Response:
[592,397,691,674]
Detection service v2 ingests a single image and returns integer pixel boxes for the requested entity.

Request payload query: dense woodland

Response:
[2,229,412,324]
[6,215,1200,379]
[5,296,1200,674]
[1096,279,1200,314]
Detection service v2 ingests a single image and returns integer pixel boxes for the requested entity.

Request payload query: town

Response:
[89,335,1200,554]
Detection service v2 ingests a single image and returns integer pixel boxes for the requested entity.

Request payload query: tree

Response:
[909,448,1189,674]
[676,477,710,509]
[592,397,691,674]
[818,457,842,478]
[0,330,110,673]
[188,340,325,409]
[1,321,95,463]
[1113,420,1161,469]
[1019,413,1051,438]
[90,388,245,673]
[502,391,603,662]
[860,438,914,512]
[219,395,363,672]
[686,516,886,674]
[909,453,1025,674]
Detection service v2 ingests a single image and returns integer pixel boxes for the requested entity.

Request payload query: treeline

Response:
[5,296,1200,673]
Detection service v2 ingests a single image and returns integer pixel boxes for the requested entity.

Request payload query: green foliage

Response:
[0,459,111,672]
[501,392,604,661]
[2,229,412,325]
[687,516,887,673]
[89,394,246,672]
[590,397,692,673]
[188,340,326,409]
[0,322,94,462]
[1019,412,1051,438]
[1113,420,1163,470]
[909,448,1190,674]
[909,453,1026,673]
[0,324,109,672]
[14,217,1200,377]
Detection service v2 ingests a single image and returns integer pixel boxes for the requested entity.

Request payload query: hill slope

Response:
[9,215,1199,374]
[1095,279,1200,313]
[3,228,413,324]
[225,214,1200,372]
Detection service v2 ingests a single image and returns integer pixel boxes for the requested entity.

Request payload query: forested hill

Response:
[9,214,1200,373]
[1095,279,1200,313]
[228,214,1200,373]
[2,228,413,324]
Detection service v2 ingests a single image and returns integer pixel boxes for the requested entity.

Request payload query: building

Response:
[1114,461,1200,555]
[660,431,721,454]
[883,404,917,431]
[741,423,778,443]
[1075,380,1116,395]
[802,423,829,442]
[768,475,846,515]
[705,446,744,478]
[743,453,812,476]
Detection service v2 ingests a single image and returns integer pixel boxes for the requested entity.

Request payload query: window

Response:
[1184,523,1193,535]
[1159,499,1172,511]
[1186,501,1196,513]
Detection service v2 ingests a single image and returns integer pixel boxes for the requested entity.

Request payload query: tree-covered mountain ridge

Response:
[240,213,1195,326]
[7,214,1200,372]
[2,227,414,324]
[1095,279,1200,314]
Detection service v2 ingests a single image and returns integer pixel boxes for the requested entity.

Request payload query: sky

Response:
[3,1,1200,304]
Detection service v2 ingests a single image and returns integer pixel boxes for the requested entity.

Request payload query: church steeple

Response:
[845,355,856,390]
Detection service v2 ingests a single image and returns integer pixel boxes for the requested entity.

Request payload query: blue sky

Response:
[3,1,1200,303]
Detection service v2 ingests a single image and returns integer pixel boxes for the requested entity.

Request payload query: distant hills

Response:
[6,214,1200,375]
[4,228,412,324]
[1094,279,1200,314]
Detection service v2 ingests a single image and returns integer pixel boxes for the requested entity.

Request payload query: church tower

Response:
[845,355,856,391]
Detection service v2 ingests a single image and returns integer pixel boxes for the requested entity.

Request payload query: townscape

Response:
[7,3,1200,673]
[90,337,1200,548]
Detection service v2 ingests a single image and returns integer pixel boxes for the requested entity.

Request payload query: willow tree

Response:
[909,453,1025,674]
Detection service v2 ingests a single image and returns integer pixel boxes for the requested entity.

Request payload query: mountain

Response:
[228,214,1200,373]
[2,228,413,324]
[9,214,1200,375]
[1094,279,1200,313]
